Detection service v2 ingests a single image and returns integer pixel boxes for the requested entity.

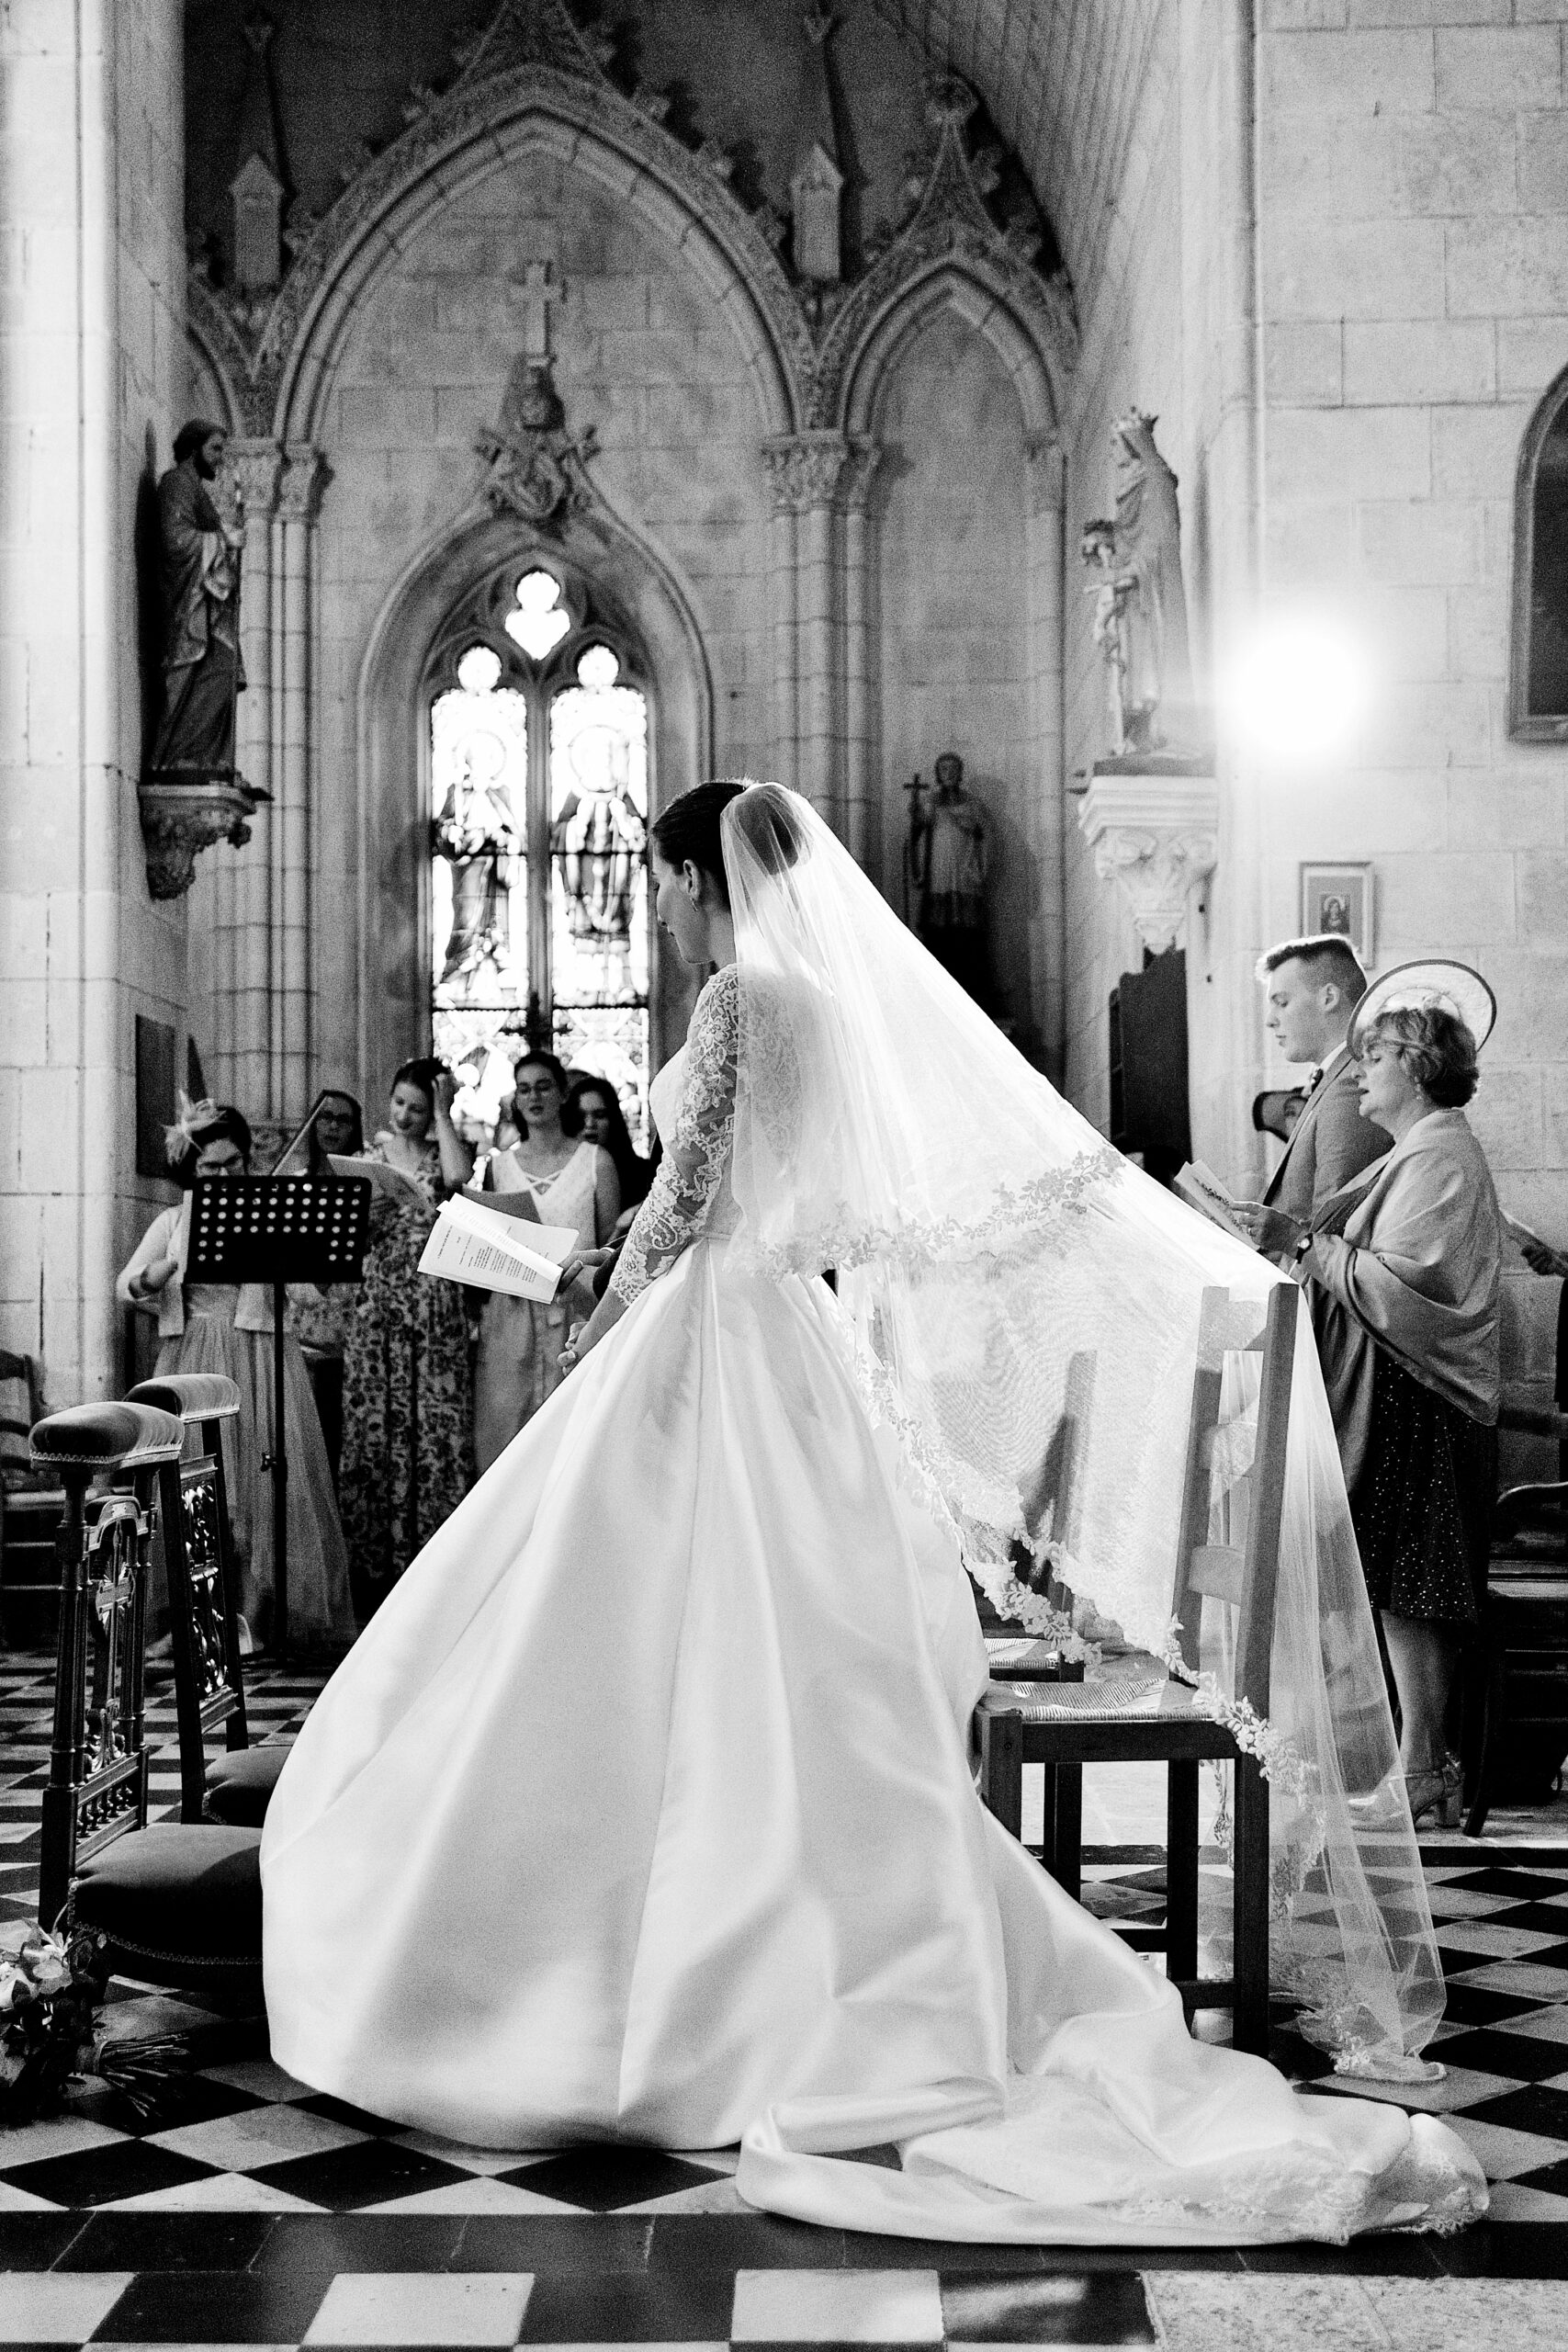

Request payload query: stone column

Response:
[1024,432,1066,1080]
[790,434,851,827]
[272,446,327,1125]
[0,0,186,1401]
[761,441,803,794]
[220,441,282,1110]
[839,441,882,869]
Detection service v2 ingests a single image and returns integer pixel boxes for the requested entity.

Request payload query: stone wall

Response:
[0,0,187,1404]
[874,307,1048,1054]
[1257,0,1568,1446]
[308,146,777,1102]
[183,0,933,291]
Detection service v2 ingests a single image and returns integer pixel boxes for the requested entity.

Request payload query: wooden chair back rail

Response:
[1168,1283,1297,1711]
[978,1280,1300,2059]
[39,1471,159,1929]
[1233,1283,1297,1717]
[156,1423,249,1825]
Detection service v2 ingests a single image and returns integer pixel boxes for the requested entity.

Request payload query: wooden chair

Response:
[127,1374,289,1828]
[1462,1476,1568,1838]
[1,1348,62,1648]
[976,1282,1298,2056]
[29,1401,263,2001]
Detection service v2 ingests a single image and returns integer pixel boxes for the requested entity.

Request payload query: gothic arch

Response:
[355,492,714,1095]
[813,97,1072,437]
[839,259,1061,445]
[1510,356,1568,742]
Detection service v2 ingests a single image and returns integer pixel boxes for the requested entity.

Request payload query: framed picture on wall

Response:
[1299,863,1374,967]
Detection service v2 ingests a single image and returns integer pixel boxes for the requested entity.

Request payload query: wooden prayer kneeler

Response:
[186,1172,368,1654]
[976,1283,1298,2058]
[127,1373,286,1827]
[29,1400,263,1999]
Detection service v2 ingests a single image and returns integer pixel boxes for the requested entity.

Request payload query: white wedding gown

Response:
[262,970,1484,2245]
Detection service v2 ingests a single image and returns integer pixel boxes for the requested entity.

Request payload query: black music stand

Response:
[186,1176,369,1655]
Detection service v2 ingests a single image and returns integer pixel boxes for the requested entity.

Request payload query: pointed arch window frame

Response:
[1510,360,1568,742]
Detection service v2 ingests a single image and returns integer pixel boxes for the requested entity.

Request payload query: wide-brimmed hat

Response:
[1348,957,1496,1057]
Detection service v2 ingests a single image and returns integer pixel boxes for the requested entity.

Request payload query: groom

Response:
[1232,934,1390,1267]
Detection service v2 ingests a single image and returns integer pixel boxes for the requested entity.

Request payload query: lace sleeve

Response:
[610,965,739,1307]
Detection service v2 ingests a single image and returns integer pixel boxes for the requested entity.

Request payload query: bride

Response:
[262,781,1484,2244]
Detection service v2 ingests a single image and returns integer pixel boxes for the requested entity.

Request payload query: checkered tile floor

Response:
[7,1653,1568,2344]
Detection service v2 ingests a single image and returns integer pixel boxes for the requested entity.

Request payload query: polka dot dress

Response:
[1350,1348,1496,1629]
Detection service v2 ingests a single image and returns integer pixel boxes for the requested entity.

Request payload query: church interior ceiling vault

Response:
[185,0,1086,447]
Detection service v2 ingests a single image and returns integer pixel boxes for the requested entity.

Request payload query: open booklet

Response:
[417,1193,581,1302]
[1172,1159,1251,1244]
[325,1154,431,1211]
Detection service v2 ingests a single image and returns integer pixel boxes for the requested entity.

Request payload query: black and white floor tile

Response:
[6,1655,1568,2345]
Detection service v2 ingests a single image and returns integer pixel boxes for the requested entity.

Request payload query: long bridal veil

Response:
[721,784,1443,2079]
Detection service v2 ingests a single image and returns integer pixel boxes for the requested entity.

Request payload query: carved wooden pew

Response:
[29,1401,263,2002]
[128,1374,291,1826]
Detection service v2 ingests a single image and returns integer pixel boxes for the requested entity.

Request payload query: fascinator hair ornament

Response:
[163,1090,222,1169]
[1348,958,1496,1057]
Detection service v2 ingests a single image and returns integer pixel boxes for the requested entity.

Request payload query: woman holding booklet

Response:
[471,1050,619,1472]
[339,1058,475,1613]
[118,1098,352,1651]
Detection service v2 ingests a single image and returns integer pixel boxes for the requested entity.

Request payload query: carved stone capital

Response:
[1077,773,1218,955]
[225,439,284,522]
[276,443,329,523]
[761,431,851,514]
[139,781,262,901]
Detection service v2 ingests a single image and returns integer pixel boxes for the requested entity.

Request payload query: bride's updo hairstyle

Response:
[649,780,747,902]
[651,778,806,903]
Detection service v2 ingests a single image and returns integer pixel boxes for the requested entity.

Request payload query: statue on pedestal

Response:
[139,417,267,899]
[147,420,246,785]
[905,752,989,998]
[1080,410,1199,763]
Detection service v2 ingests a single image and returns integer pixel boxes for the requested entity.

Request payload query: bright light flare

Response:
[1225,614,1371,763]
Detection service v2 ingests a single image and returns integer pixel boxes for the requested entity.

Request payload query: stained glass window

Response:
[428,586,651,1146]
[549,646,649,1139]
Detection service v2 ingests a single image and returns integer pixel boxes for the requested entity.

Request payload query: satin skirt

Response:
[261,1243,1484,2243]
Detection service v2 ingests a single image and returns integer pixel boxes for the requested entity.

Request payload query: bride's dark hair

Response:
[649,780,747,902]
[650,779,805,903]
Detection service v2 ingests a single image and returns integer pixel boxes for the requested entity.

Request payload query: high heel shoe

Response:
[1404,1755,1461,1831]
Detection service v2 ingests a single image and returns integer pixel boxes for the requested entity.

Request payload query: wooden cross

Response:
[515,259,564,361]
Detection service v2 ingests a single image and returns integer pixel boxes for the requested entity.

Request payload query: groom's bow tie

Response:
[1304,1065,1325,1096]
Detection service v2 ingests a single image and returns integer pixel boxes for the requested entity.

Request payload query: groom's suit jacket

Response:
[1261,1048,1390,1257]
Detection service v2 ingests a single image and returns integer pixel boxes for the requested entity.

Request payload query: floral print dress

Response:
[339,1137,473,1611]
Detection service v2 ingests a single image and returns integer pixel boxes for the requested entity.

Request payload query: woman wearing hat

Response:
[1264,967,1503,1829]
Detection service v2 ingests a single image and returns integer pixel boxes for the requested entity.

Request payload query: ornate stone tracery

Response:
[188,0,1077,448]
[185,0,1083,1113]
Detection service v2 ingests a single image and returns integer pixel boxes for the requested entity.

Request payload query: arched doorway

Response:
[423,560,654,1144]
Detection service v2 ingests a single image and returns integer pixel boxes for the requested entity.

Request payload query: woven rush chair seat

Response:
[71,1821,263,1986]
[982,1668,1184,1723]
[204,1741,292,1826]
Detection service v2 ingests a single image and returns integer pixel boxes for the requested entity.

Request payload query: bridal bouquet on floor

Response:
[0,1921,187,2127]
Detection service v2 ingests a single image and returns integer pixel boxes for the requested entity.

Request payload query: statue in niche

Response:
[1080,411,1199,763]
[905,752,989,997]
[147,420,246,785]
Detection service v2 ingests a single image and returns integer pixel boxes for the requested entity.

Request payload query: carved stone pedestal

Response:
[1077,770,1218,956]
[138,780,264,901]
